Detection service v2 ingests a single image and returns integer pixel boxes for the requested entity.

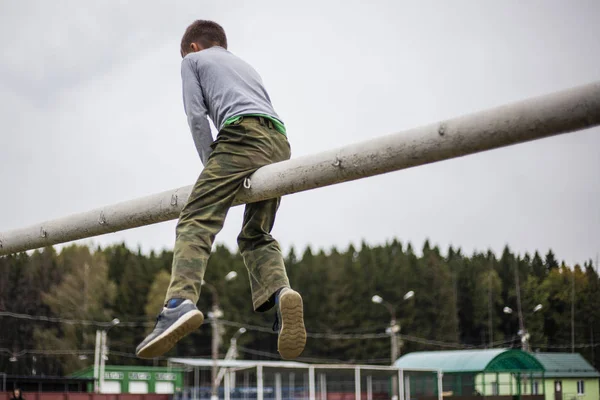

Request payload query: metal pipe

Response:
[224,369,231,400]
[194,367,199,400]
[309,367,315,400]
[319,373,326,400]
[398,370,404,400]
[1,82,599,256]
[257,365,263,400]
[437,371,443,400]
[355,367,361,400]
[275,373,282,400]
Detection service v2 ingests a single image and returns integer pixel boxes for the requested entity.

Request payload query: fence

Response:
[0,394,169,400]
[168,359,441,400]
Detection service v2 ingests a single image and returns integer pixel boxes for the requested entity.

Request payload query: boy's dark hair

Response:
[181,20,227,54]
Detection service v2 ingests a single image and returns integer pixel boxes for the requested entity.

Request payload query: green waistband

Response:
[224,114,287,136]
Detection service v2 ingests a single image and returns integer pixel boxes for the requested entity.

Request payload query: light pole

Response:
[372,290,414,400]
[204,270,238,400]
[95,318,120,393]
[228,327,246,360]
[503,304,542,352]
[371,295,398,361]
[215,327,247,392]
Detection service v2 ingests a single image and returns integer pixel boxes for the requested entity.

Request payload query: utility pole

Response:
[202,281,223,400]
[390,316,399,364]
[514,262,528,351]
[372,291,413,400]
[202,272,237,400]
[215,328,247,389]
[488,269,494,347]
[99,330,107,392]
[388,316,400,400]
[94,318,120,393]
[572,269,575,353]
[83,263,89,313]
[94,330,101,393]
[591,327,595,367]
[211,305,222,400]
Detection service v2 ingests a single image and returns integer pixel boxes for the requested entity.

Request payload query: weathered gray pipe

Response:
[1,82,599,256]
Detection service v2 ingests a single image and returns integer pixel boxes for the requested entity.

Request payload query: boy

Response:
[136,20,306,360]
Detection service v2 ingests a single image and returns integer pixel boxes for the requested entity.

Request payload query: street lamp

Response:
[203,271,238,400]
[232,327,247,343]
[371,291,415,362]
[503,304,543,352]
[372,291,415,400]
[215,327,248,392]
[225,271,238,281]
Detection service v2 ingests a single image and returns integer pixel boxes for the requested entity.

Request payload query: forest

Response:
[1,240,598,376]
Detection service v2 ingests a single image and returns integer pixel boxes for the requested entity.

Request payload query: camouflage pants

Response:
[165,116,291,312]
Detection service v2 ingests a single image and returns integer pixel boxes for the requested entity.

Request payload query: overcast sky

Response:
[1,1,598,266]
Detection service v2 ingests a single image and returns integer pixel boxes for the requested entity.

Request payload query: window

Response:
[155,381,175,394]
[100,381,121,394]
[491,382,499,395]
[532,381,539,395]
[577,380,585,394]
[129,381,148,394]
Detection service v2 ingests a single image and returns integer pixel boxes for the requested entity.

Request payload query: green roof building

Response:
[71,365,184,394]
[395,349,600,400]
[395,349,546,398]
[532,352,599,400]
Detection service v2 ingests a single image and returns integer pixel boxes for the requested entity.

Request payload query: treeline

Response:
[1,240,599,376]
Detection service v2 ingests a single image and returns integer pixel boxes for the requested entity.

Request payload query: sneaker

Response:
[136,300,204,359]
[273,288,306,360]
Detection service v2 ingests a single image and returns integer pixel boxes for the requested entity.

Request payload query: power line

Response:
[219,318,472,347]
[0,311,151,327]
[7,309,596,351]
[0,348,95,357]
[1,310,464,346]
[0,348,169,360]
[534,343,600,349]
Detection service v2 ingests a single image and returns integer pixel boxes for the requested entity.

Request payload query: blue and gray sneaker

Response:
[272,288,306,360]
[136,299,204,359]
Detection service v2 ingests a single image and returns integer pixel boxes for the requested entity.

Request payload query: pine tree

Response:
[34,246,116,374]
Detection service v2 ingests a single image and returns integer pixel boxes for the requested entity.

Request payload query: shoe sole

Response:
[278,289,307,360]
[136,310,204,359]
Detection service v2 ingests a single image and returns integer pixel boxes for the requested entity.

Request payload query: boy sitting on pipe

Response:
[136,20,306,360]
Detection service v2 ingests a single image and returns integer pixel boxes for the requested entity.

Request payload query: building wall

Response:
[72,366,183,394]
[475,373,542,395]
[543,378,600,400]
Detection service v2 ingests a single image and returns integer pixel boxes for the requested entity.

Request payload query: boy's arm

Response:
[181,57,213,165]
